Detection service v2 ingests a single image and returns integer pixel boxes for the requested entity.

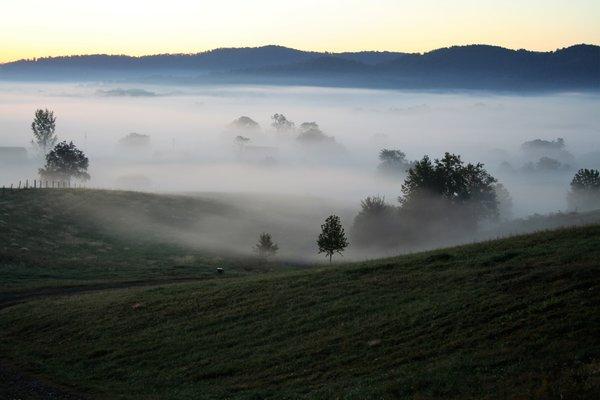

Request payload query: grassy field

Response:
[1,217,599,399]
[0,189,310,298]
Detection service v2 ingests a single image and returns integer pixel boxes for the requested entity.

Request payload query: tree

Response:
[399,153,498,230]
[521,138,574,165]
[377,149,412,176]
[271,113,295,133]
[317,215,349,263]
[296,122,334,144]
[39,141,90,182]
[254,233,279,259]
[494,183,513,220]
[535,156,568,171]
[351,196,399,248]
[234,135,251,150]
[229,116,260,130]
[31,108,57,153]
[568,168,600,211]
[521,138,565,152]
[118,132,150,148]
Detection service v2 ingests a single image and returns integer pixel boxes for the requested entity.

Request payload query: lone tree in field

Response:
[254,233,279,259]
[39,141,90,183]
[31,108,58,153]
[317,215,349,263]
[567,168,600,211]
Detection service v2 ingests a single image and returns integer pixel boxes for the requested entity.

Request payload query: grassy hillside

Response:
[0,189,311,296]
[1,225,599,399]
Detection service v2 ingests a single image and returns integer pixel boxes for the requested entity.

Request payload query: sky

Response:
[1,0,599,63]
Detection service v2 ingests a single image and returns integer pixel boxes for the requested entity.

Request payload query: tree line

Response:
[353,150,600,250]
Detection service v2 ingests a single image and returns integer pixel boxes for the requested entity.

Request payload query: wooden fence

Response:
[1,179,87,191]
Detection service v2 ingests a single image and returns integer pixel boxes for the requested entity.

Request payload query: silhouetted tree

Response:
[377,149,412,176]
[31,108,57,153]
[39,141,90,182]
[351,196,399,248]
[271,113,295,133]
[568,168,600,211]
[254,233,279,259]
[317,215,349,263]
[399,153,498,230]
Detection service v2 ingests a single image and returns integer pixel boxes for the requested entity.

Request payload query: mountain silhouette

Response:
[1,44,598,90]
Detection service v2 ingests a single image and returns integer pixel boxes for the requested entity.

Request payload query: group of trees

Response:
[354,148,600,250]
[271,113,337,144]
[26,109,600,261]
[30,108,90,183]
[247,153,600,262]
[229,113,338,145]
[499,137,575,174]
[354,152,504,249]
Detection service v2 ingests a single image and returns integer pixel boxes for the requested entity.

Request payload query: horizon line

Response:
[2,42,598,65]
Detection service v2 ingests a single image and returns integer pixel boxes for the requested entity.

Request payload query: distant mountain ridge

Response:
[1,44,598,91]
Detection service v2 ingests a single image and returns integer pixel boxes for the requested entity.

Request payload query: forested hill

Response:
[1,44,598,90]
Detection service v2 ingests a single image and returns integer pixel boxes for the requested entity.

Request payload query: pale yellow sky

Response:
[1,0,599,63]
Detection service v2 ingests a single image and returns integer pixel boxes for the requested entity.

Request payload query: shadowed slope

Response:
[1,225,599,399]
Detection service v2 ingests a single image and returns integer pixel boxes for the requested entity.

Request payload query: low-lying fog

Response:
[1,82,599,259]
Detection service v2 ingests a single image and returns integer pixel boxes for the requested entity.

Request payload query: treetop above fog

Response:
[31,108,58,153]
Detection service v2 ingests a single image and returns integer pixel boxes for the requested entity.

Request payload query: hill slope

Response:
[1,225,599,399]
[0,189,313,297]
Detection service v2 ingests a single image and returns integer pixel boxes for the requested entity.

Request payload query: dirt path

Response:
[0,276,214,311]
